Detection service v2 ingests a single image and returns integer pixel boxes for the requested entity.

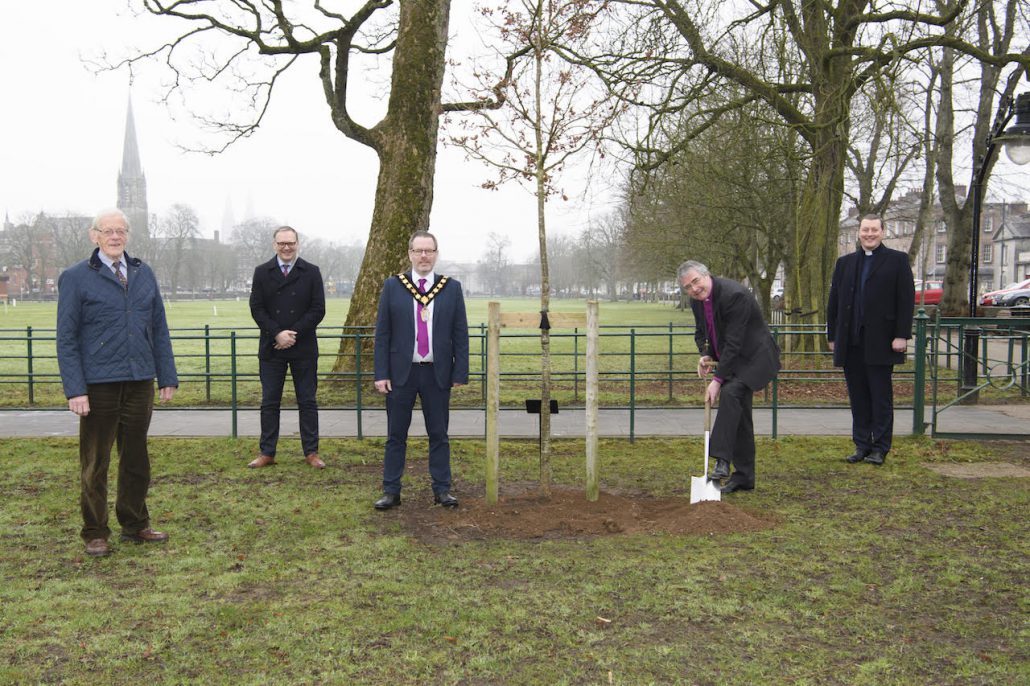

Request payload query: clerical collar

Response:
[862,243,885,257]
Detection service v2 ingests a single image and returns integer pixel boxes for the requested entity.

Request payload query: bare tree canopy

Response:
[115,1,473,368]
[567,0,1028,336]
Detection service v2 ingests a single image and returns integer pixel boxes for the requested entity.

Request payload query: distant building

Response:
[0,97,147,299]
[839,188,1030,294]
[117,97,149,239]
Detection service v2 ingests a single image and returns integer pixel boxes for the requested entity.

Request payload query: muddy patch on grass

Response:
[923,461,1030,479]
[387,483,778,544]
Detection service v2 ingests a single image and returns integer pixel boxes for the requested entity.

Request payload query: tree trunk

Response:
[790,118,847,351]
[533,13,552,497]
[333,0,452,371]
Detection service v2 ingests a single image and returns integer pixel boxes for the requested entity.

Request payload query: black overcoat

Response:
[690,277,780,391]
[826,245,915,367]
[249,256,326,361]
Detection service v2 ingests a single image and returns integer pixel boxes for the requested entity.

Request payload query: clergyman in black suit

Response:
[827,214,915,466]
[680,260,781,493]
[248,226,327,469]
[372,231,469,509]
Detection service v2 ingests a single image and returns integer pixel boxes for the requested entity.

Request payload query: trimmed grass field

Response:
[1,434,1027,684]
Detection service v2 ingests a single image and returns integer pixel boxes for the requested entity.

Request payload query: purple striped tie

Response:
[417,278,429,357]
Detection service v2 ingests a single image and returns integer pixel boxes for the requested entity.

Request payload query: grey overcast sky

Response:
[2,3,1027,265]
[0,1,619,264]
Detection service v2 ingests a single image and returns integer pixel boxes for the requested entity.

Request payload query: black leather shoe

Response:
[434,491,459,508]
[374,493,401,510]
[845,451,868,464]
[710,458,730,480]
[719,479,754,494]
[863,452,885,466]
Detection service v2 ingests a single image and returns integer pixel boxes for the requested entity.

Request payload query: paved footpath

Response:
[2,405,1028,439]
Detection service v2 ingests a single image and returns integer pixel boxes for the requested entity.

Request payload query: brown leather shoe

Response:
[305,453,325,469]
[248,454,276,468]
[85,538,110,557]
[121,528,169,544]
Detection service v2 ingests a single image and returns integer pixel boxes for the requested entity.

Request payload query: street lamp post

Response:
[963,91,1030,398]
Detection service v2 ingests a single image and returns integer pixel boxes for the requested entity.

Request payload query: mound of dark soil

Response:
[391,483,778,544]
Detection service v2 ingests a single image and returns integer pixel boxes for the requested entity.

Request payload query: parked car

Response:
[994,286,1030,307]
[914,280,943,306]
[980,278,1030,306]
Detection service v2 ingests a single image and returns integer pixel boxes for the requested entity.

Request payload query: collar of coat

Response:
[269,256,307,272]
[88,248,141,271]
[397,272,449,306]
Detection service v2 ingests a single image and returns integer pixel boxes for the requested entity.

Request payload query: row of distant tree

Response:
[0,208,365,299]
[3,205,659,302]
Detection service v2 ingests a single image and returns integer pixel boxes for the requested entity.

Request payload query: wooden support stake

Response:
[485,302,500,505]
[585,300,600,501]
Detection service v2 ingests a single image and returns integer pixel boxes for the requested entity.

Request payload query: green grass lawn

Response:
[1,435,1026,684]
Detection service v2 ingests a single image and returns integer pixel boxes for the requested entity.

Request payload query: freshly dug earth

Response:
[391,483,778,544]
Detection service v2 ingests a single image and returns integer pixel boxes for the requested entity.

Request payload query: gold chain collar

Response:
[397,273,449,306]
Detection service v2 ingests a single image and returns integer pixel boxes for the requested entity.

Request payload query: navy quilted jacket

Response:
[56,249,178,398]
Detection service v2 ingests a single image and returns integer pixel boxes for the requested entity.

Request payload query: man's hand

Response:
[274,329,297,350]
[891,337,907,353]
[704,379,722,405]
[68,395,89,417]
[827,341,835,352]
[374,379,392,394]
[452,382,466,388]
[158,386,176,403]
[697,355,715,379]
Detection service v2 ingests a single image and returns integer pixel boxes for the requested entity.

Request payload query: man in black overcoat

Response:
[827,214,915,466]
[680,260,781,493]
[248,226,327,469]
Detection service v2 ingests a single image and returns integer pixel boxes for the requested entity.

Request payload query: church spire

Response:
[117,94,149,239]
[121,97,143,177]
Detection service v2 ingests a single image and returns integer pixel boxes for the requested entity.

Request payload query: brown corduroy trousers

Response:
[78,380,155,541]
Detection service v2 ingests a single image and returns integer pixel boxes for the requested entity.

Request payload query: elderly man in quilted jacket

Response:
[57,208,178,558]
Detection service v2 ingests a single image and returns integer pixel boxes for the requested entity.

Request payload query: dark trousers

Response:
[710,378,756,486]
[382,362,452,495]
[843,346,894,455]
[259,356,319,456]
[79,380,155,541]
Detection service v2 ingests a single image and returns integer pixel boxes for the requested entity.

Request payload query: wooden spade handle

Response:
[704,395,711,431]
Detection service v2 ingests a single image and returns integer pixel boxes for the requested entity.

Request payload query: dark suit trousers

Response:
[79,380,155,541]
[383,362,452,495]
[710,379,756,485]
[843,345,894,455]
[259,356,319,456]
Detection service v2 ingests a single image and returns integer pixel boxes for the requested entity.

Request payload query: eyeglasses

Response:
[93,228,129,237]
[682,275,705,289]
[276,241,297,248]
[409,249,437,256]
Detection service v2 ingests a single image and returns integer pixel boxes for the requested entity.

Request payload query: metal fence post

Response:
[667,322,674,402]
[26,325,34,404]
[355,330,363,440]
[230,331,238,439]
[480,323,487,405]
[912,310,928,435]
[629,328,636,443]
[204,324,212,402]
[572,327,580,402]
